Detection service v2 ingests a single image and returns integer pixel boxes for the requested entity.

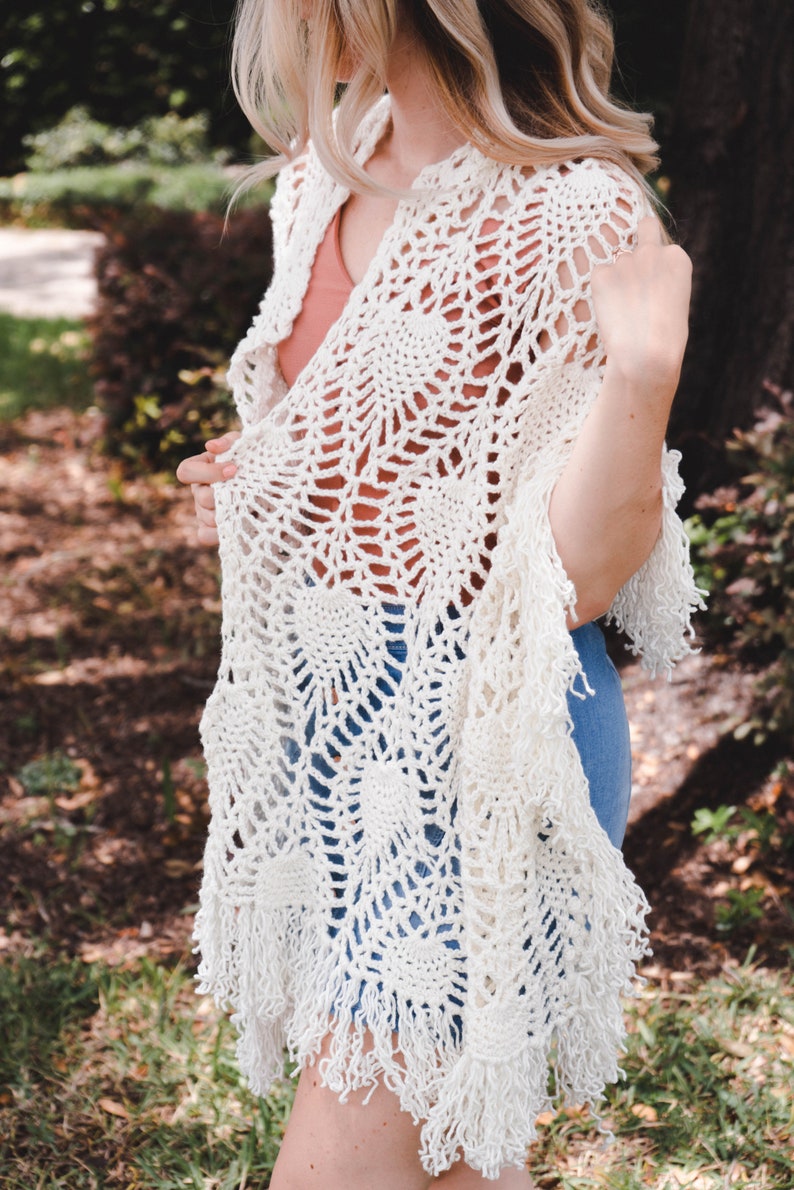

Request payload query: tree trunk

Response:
[664,0,794,504]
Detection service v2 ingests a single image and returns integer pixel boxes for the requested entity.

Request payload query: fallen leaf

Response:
[163,859,196,878]
[32,670,68,686]
[716,1038,754,1059]
[98,1098,130,1119]
[55,789,96,811]
[630,1103,658,1122]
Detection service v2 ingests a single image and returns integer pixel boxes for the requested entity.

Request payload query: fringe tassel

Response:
[193,891,321,1096]
[606,445,708,677]
[420,1046,551,1180]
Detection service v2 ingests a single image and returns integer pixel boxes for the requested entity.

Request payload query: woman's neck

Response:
[375,21,467,186]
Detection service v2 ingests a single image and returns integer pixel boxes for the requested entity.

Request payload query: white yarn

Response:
[194,97,704,1178]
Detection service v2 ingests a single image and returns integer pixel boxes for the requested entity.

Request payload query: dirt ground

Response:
[1,406,792,982]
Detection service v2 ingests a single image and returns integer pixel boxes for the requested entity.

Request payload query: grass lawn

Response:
[0,954,291,1189]
[0,312,93,421]
[0,952,791,1189]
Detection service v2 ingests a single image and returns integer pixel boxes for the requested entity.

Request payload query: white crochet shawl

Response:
[194,97,704,1178]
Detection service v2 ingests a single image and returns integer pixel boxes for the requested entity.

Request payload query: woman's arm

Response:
[548,216,692,628]
[175,433,239,547]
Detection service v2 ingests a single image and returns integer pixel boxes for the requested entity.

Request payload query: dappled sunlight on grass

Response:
[0,955,292,1188]
[0,313,92,420]
[0,954,791,1188]
[529,960,794,1189]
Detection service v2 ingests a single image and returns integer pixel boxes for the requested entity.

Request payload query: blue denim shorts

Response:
[565,619,632,848]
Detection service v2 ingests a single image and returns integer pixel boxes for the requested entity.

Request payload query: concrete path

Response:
[0,228,104,319]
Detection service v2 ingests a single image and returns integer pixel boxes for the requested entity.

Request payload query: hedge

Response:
[0,166,270,228]
[88,206,273,469]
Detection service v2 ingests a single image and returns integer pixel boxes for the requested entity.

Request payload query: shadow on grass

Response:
[623,729,793,973]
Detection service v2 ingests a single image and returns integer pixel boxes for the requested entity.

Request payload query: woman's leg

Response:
[269,1031,431,1190]
[270,1031,536,1190]
[431,1162,535,1187]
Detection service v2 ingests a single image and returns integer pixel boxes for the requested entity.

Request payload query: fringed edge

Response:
[193,890,466,1138]
[605,445,708,678]
[289,987,455,1127]
[192,890,321,1096]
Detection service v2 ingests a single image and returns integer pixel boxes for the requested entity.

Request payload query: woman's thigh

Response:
[270,1032,534,1190]
[269,1032,430,1190]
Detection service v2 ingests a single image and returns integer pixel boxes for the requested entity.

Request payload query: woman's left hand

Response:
[549,214,693,624]
[590,215,692,394]
[176,433,240,547]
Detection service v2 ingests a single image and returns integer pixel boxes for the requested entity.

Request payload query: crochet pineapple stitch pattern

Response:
[194,98,705,1178]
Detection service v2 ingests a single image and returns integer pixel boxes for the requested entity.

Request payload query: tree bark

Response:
[664,0,794,503]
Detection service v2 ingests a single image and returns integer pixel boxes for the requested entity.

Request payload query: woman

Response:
[176,1,702,1185]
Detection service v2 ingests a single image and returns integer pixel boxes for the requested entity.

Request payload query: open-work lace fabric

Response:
[194,97,705,1178]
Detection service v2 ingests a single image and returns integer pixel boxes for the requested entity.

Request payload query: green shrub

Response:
[687,382,794,739]
[16,752,82,798]
[0,166,154,227]
[0,164,268,226]
[146,163,258,213]
[22,106,228,172]
[88,206,273,469]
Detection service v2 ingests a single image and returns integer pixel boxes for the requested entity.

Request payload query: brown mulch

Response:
[1,407,792,980]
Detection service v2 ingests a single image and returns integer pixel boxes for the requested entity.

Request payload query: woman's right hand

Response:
[175,432,241,547]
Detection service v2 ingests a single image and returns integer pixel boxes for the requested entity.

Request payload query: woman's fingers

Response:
[208,432,241,479]
[176,432,241,485]
[176,433,240,546]
[176,451,221,486]
[193,487,217,527]
[590,216,692,386]
[205,430,241,456]
[634,214,665,249]
[193,483,216,511]
[196,524,219,548]
[191,483,219,547]
[176,451,236,486]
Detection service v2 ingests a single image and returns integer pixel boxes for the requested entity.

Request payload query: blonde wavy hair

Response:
[231,0,660,197]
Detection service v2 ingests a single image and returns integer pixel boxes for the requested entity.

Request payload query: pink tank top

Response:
[277,207,353,387]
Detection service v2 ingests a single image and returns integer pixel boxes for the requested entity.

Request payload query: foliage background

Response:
[1,0,249,175]
[1,0,689,174]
